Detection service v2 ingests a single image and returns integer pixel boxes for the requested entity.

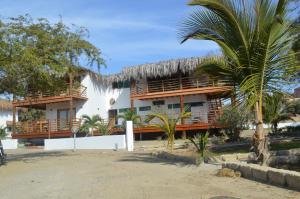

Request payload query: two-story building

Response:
[11,57,233,140]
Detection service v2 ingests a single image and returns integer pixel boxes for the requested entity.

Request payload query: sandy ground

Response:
[0,149,299,199]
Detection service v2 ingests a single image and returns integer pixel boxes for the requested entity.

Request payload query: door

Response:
[108,109,118,125]
[57,109,76,130]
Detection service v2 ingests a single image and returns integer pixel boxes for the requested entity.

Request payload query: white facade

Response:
[0,110,12,127]
[44,73,210,126]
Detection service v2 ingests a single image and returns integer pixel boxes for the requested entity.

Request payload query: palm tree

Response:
[145,110,191,151]
[117,109,141,129]
[180,0,298,164]
[264,93,295,133]
[80,114,101,136]
[97,120,113,135]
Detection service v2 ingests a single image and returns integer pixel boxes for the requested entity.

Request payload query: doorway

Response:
[57,108,76,130]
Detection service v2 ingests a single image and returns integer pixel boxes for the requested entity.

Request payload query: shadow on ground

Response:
[4,151,70,164]
[210,197,241,199]
[116,152,196,167]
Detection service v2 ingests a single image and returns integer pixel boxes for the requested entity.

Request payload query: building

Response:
[11,57,233,140]
[0,99,14,137]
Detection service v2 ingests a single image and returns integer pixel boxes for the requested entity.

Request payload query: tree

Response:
[18,109,45,122]
[180,0,299,165]
[264,93,295,133]
[0,15,105,97]
[145,110,191,151]
[80,115,102,136]
[216,106,252,141]
[117,109,141,129]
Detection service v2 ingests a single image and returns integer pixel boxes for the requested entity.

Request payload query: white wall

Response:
[2,139,18,149]
[0,110,12,127]
[44,135,126,150]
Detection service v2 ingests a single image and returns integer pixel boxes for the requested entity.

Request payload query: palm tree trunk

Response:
[253,101,269,165]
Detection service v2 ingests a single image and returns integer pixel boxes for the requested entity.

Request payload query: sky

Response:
[0,0,220,74]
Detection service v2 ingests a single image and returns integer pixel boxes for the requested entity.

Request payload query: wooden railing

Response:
[15,84,87,101]
[130,111,220,127]
[15,119,81,134]
[131,77,231,95]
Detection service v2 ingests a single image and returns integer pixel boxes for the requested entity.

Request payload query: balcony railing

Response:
[14,84,87,101]
[126,111,220,128]
[15,119,81,134]
[131,77,232,95]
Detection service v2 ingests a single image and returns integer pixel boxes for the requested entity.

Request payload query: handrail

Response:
[14,84,87,101]
[15,119,81,134]
[131,77,232,95]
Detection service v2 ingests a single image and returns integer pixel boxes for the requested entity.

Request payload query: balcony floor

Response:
[12,130,73,139]
[13,95,87,107]
[131,86,232,100]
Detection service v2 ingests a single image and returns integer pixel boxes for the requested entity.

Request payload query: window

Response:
[139,106,151,112]
[112,81,130,89]
[168,104,180,109]
[185,102,204,107]
[118,108,137,113]
[153,100,165,106]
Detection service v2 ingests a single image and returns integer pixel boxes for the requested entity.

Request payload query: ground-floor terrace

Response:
[11,84,230,140]
[1,149,298,199]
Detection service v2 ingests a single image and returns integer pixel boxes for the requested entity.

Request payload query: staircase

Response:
[207,98,222,124]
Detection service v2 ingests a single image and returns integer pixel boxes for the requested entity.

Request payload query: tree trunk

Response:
[252,101,270,165]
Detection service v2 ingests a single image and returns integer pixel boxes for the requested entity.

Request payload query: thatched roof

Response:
[0,99,12,111]
[104,57,203,83]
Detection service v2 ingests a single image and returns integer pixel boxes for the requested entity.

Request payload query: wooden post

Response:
[179,73,182,90]
[69,73,73,132]
[180,95,184,125]
[130,99,134,111]
[12,105,16,135]
[48,119,51,139]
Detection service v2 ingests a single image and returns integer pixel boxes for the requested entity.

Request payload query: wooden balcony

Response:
[12,119,81,139]
[13,84,87,107]
[111,110,223,134]
[130,77,232,100]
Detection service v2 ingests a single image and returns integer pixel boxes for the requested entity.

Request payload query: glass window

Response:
[168,104,180,109]
[118,108,137,113]
[139,106,151,111]
[153,100,165,106]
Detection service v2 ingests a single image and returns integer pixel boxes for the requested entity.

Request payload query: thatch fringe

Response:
[0,99,12,111]
[104,57,203,83]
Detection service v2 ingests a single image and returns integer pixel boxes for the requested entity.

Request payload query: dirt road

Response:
[0,150,298,199]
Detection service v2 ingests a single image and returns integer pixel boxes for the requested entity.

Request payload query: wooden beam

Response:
[69,73,73,133]
[131,86,232,100]
[180,95,184,125]
[130,99,134,111]
[12,105,16,135]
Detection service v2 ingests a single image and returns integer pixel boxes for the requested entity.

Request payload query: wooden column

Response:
[179,73,183,90]
[69,73,73,132]
[12,105,16,135]
[130,99,134,111]
[180,95,186,139]
[180,95,184,124]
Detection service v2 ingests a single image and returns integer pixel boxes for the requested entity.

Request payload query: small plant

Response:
[188,132,209,159]
[97,120,112,135]
[117,109,141,130]
[145,109,191,151]
[0,126,7,139]
[80,114,102,136]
